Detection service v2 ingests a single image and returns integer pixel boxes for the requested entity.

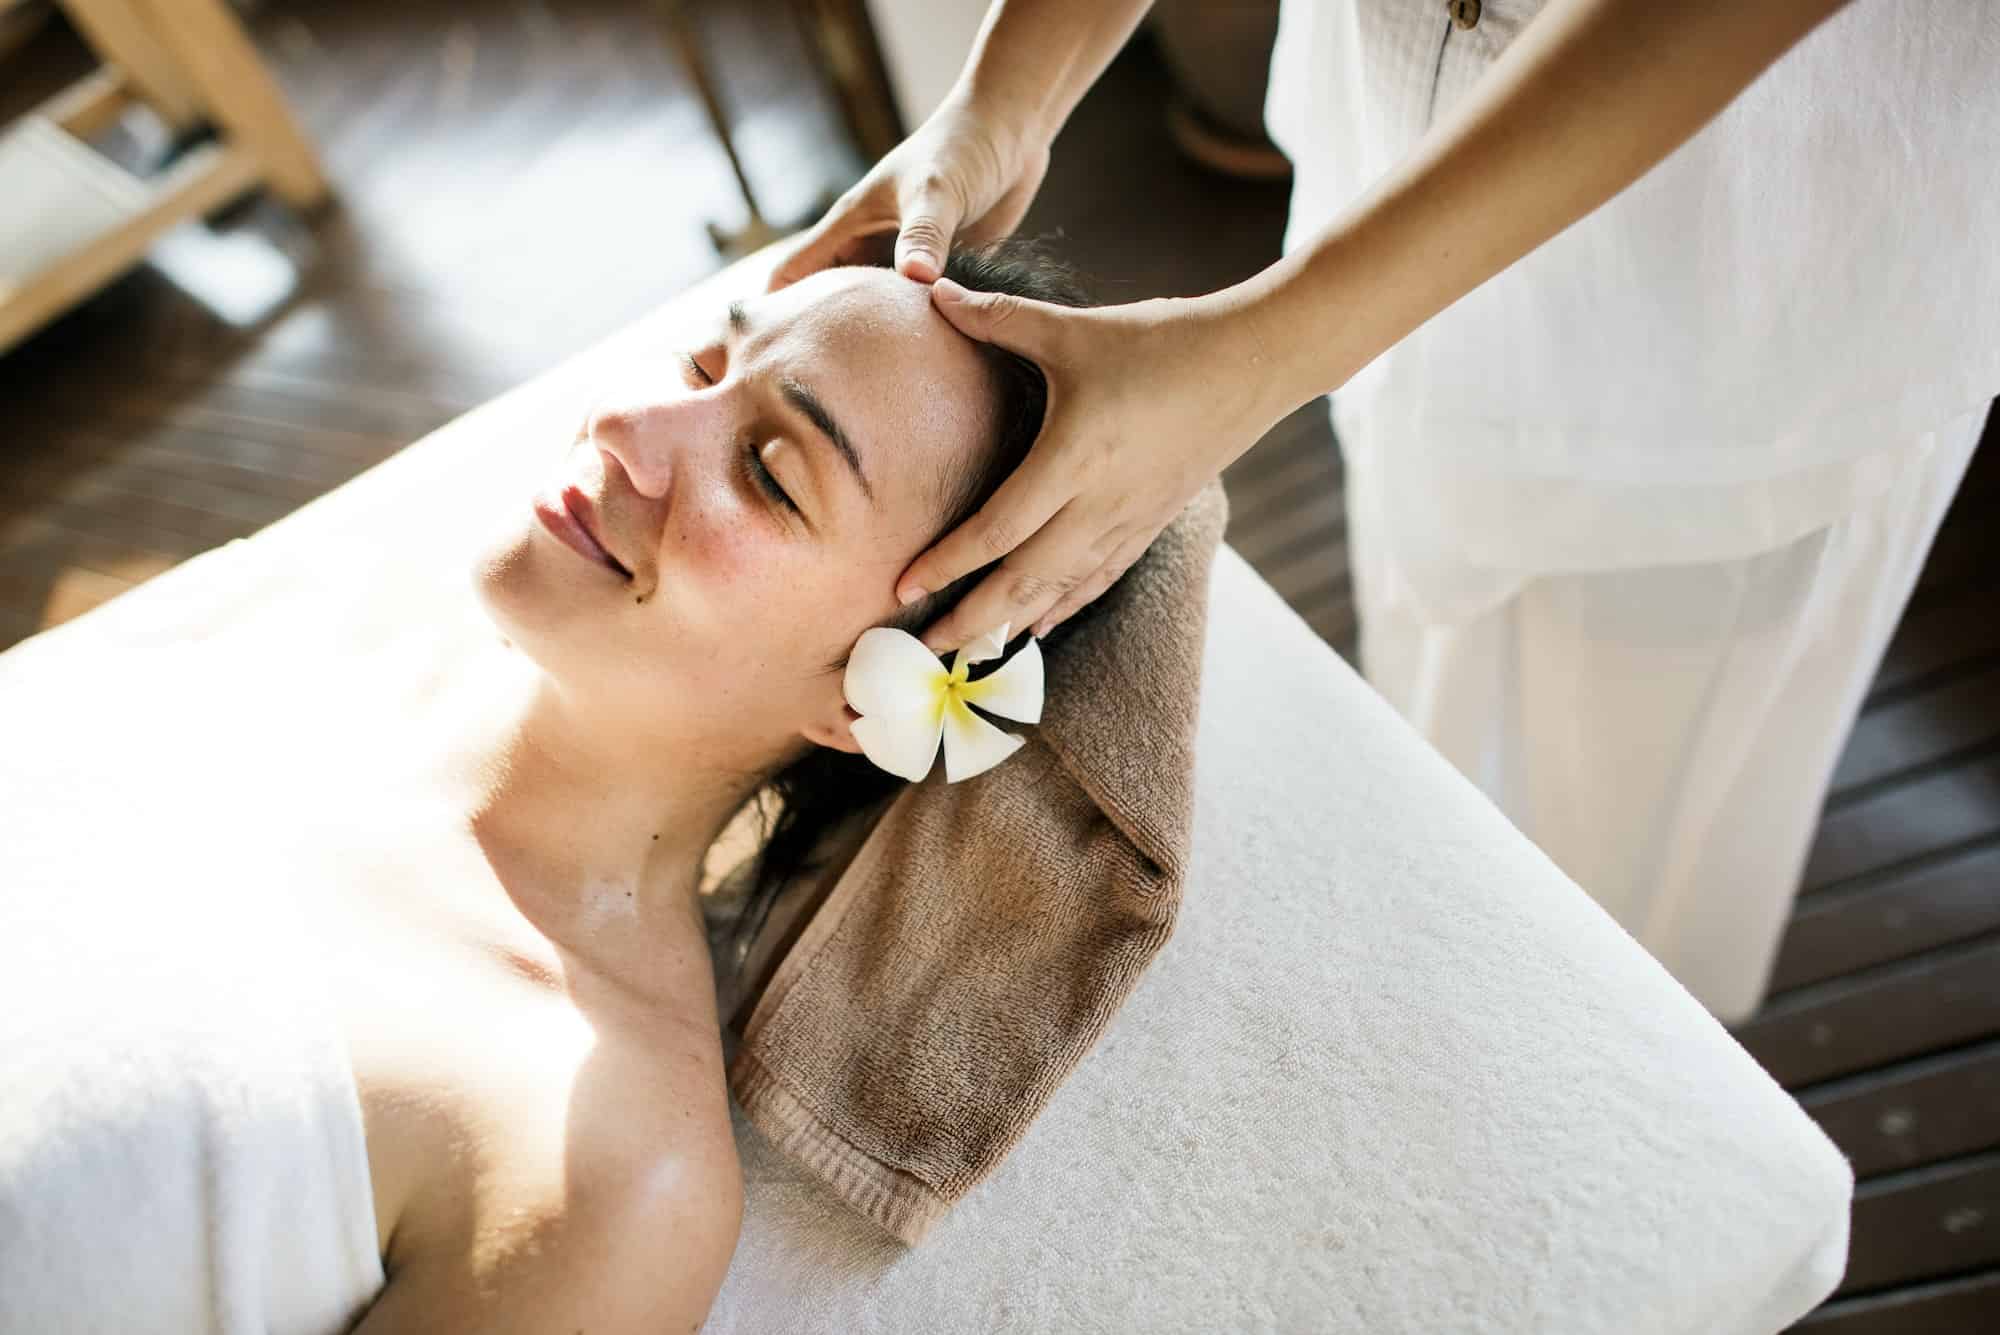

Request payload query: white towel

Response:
[0,645,383,1335]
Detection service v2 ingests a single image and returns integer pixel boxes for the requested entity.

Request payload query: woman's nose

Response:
[586,382,731,499]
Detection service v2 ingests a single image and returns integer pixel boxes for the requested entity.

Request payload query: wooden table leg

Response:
[123,0,328,209]
[57,0,200,132]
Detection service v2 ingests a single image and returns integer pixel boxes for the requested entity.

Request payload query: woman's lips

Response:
[533,485,631,578]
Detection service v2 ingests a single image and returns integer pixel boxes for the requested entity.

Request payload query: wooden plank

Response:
[1868,585,2000,704]
[35,65,133,139]
[176,360,478,421]
[22,393,427,470]
[30,372,464,448]
[5,419,368,512]
[1223,438,1340,534]
[1735,934,2000,1088]
[0,519,184,643]
[1834,664,2000,795]
[1225,397,1336,487]
[0,492,222,564]
[1272,567,1348,614]
[0,601,43,650]
[0,522,178,608]
[1229,522,1340,578]
[1909,469,1997,611]
[1911,509,2000,607]
[24,419,378,494]
[126,0,328,207]
[35,561,147,628]
[58,0,202,130]
[1795,1268,2000,1333]
[1798,1039,2000,1178]
[1224,479,1342,570]
[1805,748,2000,891]
[8,449,284,519]
[1774,837,2000,991]
[0,519,195,638]
[1838,1152,2000,1296]
[1263,529,1351,607]
[1299,591,1358,661]
[0,514,188,582]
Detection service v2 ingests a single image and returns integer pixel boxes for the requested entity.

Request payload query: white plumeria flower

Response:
[843,621,1045,783]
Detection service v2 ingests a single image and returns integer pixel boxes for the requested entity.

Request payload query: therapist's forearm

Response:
[1213,0,1850,427]
[952,0,1154,150]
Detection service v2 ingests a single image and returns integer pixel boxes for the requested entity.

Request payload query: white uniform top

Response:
[1264,0,2000,622]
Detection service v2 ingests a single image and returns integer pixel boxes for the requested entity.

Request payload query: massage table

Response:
[1,251,1851,1333]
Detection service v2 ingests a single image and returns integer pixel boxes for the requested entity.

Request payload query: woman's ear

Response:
[800,704,865,755]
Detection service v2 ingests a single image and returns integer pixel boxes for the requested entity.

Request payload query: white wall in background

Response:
[865,0,987,127]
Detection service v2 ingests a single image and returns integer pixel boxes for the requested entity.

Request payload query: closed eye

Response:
[743,439,798,514]
[686,342,800,518]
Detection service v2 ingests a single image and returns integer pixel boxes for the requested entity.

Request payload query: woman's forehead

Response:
[745,269,997,466]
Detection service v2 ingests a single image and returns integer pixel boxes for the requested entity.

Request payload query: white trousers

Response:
[1343,405,1986,1023]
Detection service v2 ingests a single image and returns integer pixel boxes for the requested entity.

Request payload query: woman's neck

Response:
[413,627,762,976]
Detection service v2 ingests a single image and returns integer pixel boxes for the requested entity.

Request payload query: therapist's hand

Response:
[904,278,1283,651]
[769,93,1050,289]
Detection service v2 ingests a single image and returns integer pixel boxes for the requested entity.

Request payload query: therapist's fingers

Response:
[768,199,894,291]
[896,416,1074,613]
[1031,533,1152,638]
[928,277,1069,359]
[917,510,1105,654]
[892,177,969,283]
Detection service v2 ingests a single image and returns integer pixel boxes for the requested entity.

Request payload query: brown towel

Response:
[724,483,1228,1244]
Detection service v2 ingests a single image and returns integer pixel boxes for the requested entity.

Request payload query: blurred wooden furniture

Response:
[1152,0,1291,181]
[795,0,902,161]
[0,1,53,64]
[0,0,326,355]
[648,0,899,256]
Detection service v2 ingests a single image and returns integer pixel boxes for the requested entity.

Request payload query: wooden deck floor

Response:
[1,5,1992,1328]
[1744,431,2000,1332]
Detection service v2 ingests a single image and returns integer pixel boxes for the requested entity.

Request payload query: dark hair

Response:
[724,239,1094,963]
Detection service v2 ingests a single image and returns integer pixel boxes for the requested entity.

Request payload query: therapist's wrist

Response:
[953,0,1154,157]
[1140,290,1302,476]
[1187,279,1355,446]
[948,78,1057,163]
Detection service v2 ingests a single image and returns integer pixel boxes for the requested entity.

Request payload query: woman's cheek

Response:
[673,502,811,625]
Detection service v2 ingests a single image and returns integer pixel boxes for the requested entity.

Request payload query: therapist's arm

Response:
[1230,0,1853,426]
[770,0,1153,285]
[903,0,1854,649]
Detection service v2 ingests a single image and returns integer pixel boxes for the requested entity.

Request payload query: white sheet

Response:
[701,547,1851,1333]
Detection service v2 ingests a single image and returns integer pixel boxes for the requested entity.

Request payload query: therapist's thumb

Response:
[929,278,1058,358]
[894,186,963,283]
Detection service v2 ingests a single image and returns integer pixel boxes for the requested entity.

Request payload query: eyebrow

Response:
[778,376,873,503]
[726,298,874,504]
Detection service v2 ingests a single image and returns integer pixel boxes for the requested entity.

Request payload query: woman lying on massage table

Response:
[0,246,1090,1334]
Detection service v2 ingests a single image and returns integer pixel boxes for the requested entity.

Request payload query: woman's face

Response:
[475,266,1000,763]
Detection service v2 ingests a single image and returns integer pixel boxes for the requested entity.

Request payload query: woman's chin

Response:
[469,518,630,669]
[470,523,563,647]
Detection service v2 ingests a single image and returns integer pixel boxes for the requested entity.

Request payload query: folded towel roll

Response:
[722,483,1229,1243]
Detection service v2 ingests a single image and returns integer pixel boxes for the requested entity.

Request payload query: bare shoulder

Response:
[354,998,744,1334]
